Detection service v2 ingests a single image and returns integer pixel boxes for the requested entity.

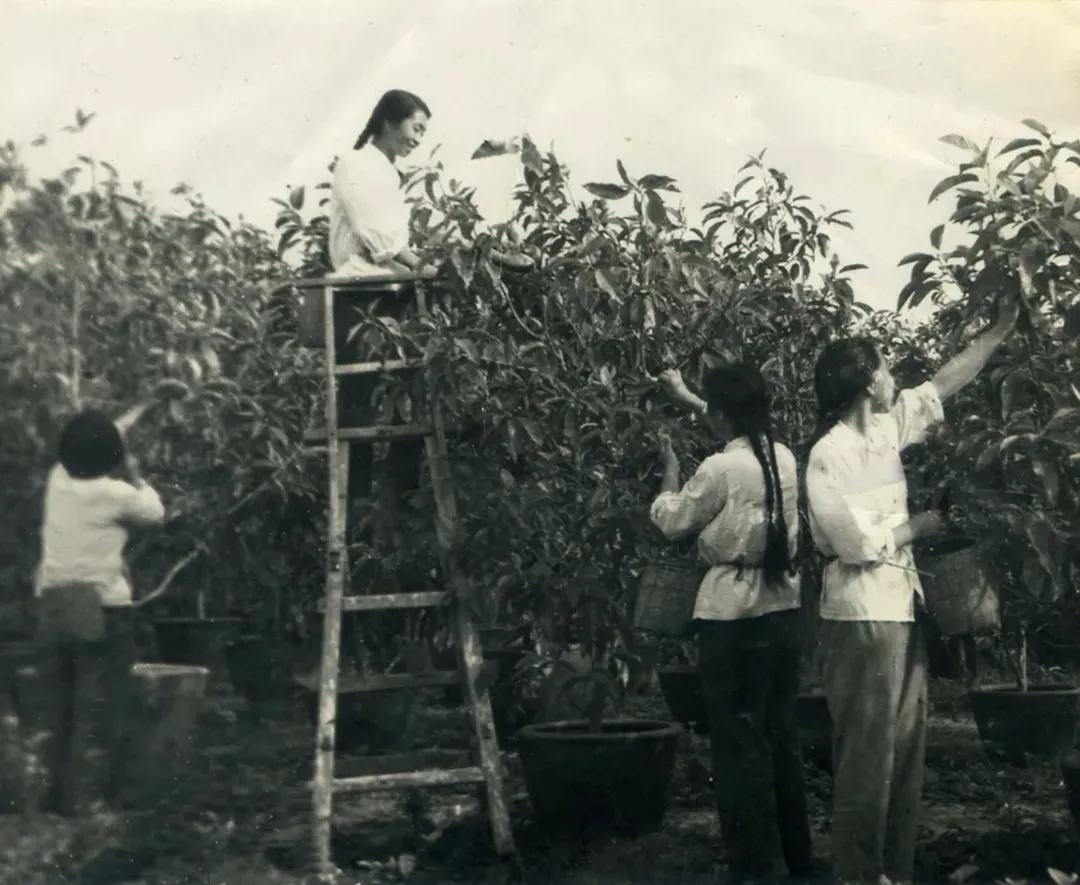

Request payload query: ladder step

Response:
[335,749,473,779]
[294,671,461,694]
[331,766,485,793]
[338,591,450,612]
[303,423,432,443]
[334,358,424,376]
[293,273,422,290]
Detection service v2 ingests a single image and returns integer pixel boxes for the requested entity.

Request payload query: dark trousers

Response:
[31,587,135,816]
[336,287,424,528]
[698,610,812,882]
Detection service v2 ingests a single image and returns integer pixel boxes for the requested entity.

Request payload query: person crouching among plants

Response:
[805,294,1019,884]
[32,408,165,815]
[652,363,813,884]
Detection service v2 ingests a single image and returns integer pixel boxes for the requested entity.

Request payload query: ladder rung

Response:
[331,766,485,793]
[335,750,472,778]
[293,273,422,290]
[339,591,450,612]
[294,671,461,693]
[334,358,424,376]
[303,424,432,443]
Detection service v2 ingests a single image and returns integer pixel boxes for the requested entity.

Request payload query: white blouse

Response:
[650,437,801,621]
[329,145,411,276]
[35,465,165,607]
[806,381,944,622]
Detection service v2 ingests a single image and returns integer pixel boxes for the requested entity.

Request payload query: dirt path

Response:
[0,681,1076,883]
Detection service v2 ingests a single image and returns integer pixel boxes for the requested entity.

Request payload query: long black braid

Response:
[703,363,794,589]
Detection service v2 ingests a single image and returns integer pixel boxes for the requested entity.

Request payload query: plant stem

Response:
[1019,629,1029,692]
[71,279,82,407]
[134,546,204,609]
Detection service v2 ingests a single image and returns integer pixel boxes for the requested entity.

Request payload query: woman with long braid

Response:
[806,295,1020,884]
[653,364,813,883]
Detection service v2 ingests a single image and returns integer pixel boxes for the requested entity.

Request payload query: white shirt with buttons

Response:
[806,382,944,623]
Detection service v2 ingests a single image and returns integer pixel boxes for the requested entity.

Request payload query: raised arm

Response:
[650,437,726,541]
[931,290,1021,403]
[658,368,707,416]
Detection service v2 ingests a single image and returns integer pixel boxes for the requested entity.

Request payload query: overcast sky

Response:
[4,0,1080,310]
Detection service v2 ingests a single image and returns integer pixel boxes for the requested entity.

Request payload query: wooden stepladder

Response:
[296,274,515,878]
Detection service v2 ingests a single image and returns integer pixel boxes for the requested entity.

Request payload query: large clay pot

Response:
[152,617,241,689]
[516,718,682,839]
[970,684,1080,766]
[224,634,292,706]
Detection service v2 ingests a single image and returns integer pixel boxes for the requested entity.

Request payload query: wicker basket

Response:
[633,562,702,637]
[916,536,999,637]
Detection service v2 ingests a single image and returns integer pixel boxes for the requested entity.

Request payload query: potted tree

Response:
[900,121,1080,768]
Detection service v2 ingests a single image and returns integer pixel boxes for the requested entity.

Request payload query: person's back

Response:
[36,461,164,607]
[32,408,164,818]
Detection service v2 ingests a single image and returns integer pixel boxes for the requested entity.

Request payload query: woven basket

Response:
[916,537,999,637]
[633,562,702,637]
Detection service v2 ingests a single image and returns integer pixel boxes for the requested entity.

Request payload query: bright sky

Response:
[4,0,1080,311]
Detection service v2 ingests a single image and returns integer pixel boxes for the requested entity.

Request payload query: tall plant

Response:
[0,119,324,626]
[899,120,1080,688]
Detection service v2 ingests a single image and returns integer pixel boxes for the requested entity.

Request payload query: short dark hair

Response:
[58,409,125,479]
[354,89,431,149]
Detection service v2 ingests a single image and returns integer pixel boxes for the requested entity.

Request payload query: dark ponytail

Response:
[702,363,793,589]
[354,89,431,149]
[805,337,882,456]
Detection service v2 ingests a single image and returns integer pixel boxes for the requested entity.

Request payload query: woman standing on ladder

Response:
[330,89,434,278]
[652,364,814,883]
[328,89,434,560]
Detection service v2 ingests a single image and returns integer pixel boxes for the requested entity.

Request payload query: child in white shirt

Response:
[33,408,164,815]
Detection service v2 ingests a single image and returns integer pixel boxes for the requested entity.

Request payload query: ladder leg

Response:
[423,401,516,856]
[313,284,352,877]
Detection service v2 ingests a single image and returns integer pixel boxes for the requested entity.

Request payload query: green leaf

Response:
[637,174,679,192]
[645,190,668,227]
[288,186,304,210]
[995,137,1042,156]
[940,134,980,154]
[521,137,544,174]
[898,252,934,267]
[454,337,480,364]
[1021,118,1052,139]
[1032,457,1060,505]
[839,263,868,273]
[928,173,979,204]
[732,175,754,197]
[583,182,632,200]
[595,268,621,301]
[616,159,631,185]
[930,225,945,250]
[1025,515,1057,584]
